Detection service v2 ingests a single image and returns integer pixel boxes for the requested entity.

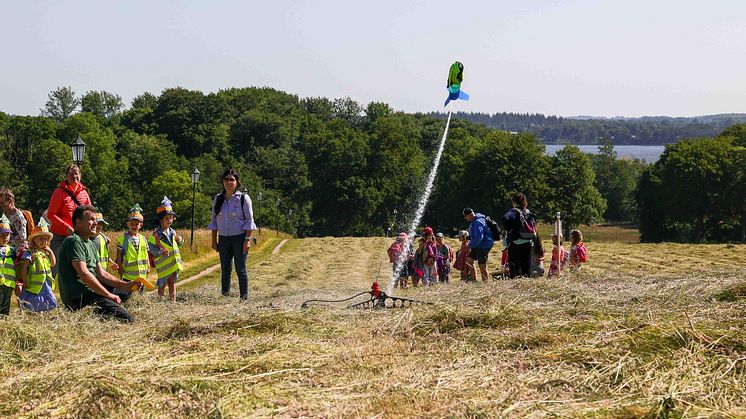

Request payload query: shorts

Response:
[468,247,491,265]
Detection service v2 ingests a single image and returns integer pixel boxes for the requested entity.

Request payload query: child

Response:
[115,204,149,297]
[547,234,568,277]
[148,197,183,302]
[418,227,438,286]
[435,232,453,283]
[453,230,471,282]
[92,212,118,273]
[0,215,16,315]
[387,232,410,288]
[18,219,57,312]
[568,229,588,270]
[530,234,545,277]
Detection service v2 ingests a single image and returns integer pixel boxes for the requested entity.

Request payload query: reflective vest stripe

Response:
[97,235,109,270]
[148,233,183,282]
[0,247,15,288]
[118,235,149,281]
[26,253,52,294]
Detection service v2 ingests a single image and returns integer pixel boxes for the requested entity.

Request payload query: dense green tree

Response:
[41,86,79,121]
[545,145,606,233]
[591,140,647,221]
[81,90,124,119]
[27,139,71,216]
[146,170,212,230]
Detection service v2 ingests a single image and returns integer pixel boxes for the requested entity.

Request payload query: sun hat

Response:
[435,232,444,238]
[423,226,434,235]
[95,212,109,226]
[28,218,53,242]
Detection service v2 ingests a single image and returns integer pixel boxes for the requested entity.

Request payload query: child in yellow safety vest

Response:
[148,197,183,302]
[92,212,118,273]
[18,218,57,312]
[0,214,16,315]
[115,204,149,296]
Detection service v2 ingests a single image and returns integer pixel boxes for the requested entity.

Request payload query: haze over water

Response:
[544,144,665,163]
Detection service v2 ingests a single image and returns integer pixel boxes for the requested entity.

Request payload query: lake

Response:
[544,144,665,163]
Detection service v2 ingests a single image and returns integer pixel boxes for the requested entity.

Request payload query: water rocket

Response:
[444,61,470,107]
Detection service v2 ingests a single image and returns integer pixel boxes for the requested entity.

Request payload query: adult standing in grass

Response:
[46,164,92,276]
[462,208,494,282]
[502,193,537,278]
[58,205,135,322]
[208,169,257,300]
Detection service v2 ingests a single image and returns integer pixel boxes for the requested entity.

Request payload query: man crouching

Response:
[58,205,135,322]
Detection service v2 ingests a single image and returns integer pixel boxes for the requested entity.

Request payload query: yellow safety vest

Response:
[0,246,16,288]
[116,234,149,281]
[26,251,52,295]
[96,234,110,270]
[148,232,183,282]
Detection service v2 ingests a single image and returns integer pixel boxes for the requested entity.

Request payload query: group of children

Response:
[388,226,588,287]
[0,196,185,316]
[387,227,455,287]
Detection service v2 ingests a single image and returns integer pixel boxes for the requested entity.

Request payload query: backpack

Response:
[575,242,588,263]
[484,216,502,241]
[21,210,35,237]
[514,208,537,239]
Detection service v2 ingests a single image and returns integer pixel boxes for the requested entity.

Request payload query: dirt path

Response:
[175,263,222,288]
[272,239,289,254]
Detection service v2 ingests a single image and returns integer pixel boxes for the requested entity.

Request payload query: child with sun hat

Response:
[18,218,58,312]
[147,196,183,302]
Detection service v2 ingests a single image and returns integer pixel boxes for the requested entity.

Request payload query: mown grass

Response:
[1,228,746,417]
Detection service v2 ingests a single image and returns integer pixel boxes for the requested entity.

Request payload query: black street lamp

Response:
[275,198,280,236]
[189,168,200,249]
[71,134,86,166]
[257,192,263,235]
[288,209,293,236]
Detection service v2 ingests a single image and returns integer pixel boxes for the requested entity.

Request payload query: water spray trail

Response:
[387,103,454,294]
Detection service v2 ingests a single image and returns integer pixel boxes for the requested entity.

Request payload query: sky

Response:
[2,0,745,117]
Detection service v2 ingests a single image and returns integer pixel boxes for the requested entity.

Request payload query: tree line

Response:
[0,85,669,238]
[429,111,746,145]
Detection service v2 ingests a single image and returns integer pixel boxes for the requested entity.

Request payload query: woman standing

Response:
[502,193,537,278]
[46,164,92,276]
[207,169,257,300]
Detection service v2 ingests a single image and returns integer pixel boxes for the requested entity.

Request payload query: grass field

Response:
[2,225,746,417]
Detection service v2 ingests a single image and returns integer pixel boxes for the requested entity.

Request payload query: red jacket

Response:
[47,181,92,236]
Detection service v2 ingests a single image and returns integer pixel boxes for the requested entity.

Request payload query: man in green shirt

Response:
[58,205,136,322]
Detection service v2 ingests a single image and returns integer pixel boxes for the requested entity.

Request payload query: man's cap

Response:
[435,232,444,238]
[463,207,474,216]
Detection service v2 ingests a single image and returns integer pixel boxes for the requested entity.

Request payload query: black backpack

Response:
[484,216,502,241]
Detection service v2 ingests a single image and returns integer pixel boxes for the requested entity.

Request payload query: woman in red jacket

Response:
[46,164,92,275]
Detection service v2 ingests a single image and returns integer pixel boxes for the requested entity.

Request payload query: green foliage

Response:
[81,90,124,119]
[146,170,212,230]
[545,145,606,233]
[592,140,647,221]
[637,134,746,242]
[26,139,71,215]
[41,86,79,121]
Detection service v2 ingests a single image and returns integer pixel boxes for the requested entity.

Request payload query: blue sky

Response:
[2,0,745,117]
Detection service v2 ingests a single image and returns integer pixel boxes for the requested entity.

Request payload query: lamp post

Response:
[288,209,293,237]
[275,198,280,236]
[189,168,200,249]
[257,192,263,235]
[71,134,86,166]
